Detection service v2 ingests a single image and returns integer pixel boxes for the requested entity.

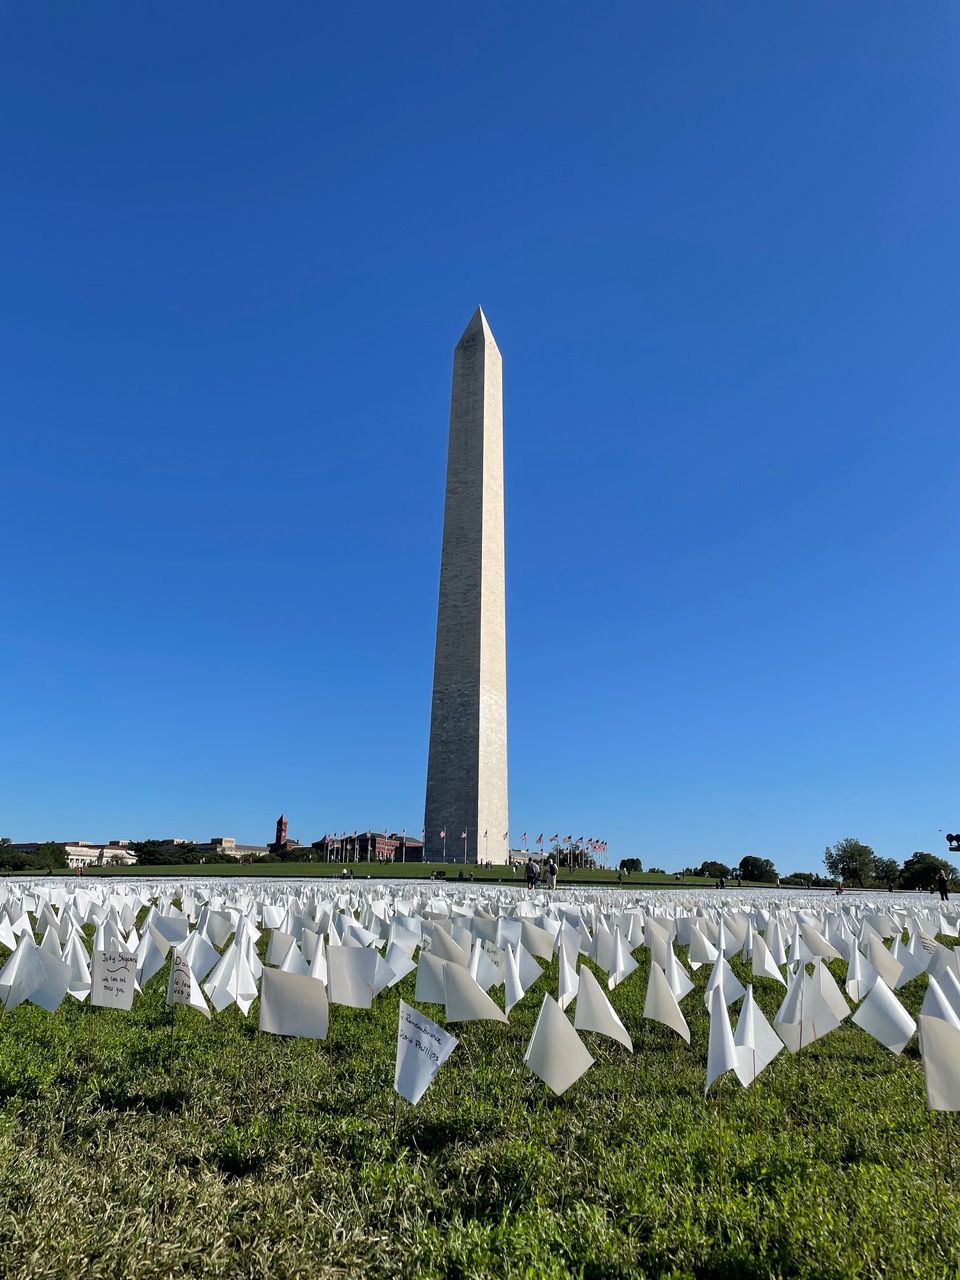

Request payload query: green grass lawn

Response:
[78,862,766,890]
[0,922,955,1278]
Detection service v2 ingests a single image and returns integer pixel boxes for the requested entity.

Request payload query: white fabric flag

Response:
[521,920,557,962]
[921,976,960,1029]
[558,945,579,1012]
[867,935,903,990]
[851,976,916,1055]
[327,944,378,1009]
[62,932,92,1001]
[278,940,309,976]
[574,964,632,1051]
[844,945,878,1003]
[429,928,470,968]
[664,945,694,1001]
[5,945,71,1013]
[394,1000,457,1104]
[514,942,543,994]
[259,967,329,1039]
[773,971,841,1052]
[177,929,221,984]
[705,986,738,1093]
[468,939,502,992]
[414,950,447,1004]
[166,949,211,1019]
[91,948,136,1010]
[733,985,783,1086]
[443,962,508,1024]
[687,926,719,971]
[607,929,638,990]
[308,936,328,985]
[811,959,850,1023]
[383,941,417,988]
[523,993,595,1095]
[504,944,525,1016]
[703,953,746,1010]
[751,933,786,987]
[919,1013,960,1111]
[643,960,690,1043]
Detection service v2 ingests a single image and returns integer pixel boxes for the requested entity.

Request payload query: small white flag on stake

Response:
[394,1000,458,1105]
[921,976,960,1030]
[574,964,633,1051]
[166,950,211,1019]
[706,985,738,1093]
[851,976,915,1055]
[443,962,508,1024]
[523,993,594,1095]
[643,960,690,1043]
[259,967,328,1040]
[733,985,783,1086]
[919,1013,960,1111]
[91,948,136,1010]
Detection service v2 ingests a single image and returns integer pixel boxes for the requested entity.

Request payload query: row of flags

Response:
[315,832,608,849]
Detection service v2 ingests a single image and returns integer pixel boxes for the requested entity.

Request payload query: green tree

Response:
[900,851,958,890]
[695,860,730,879]
[0,842,67,872]
[618,858,642,873]
[871,856,900,887]
[738,856,778,883]
[823,837,875,887]
[131,840,203,865]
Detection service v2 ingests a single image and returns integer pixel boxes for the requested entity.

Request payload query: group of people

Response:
[525,855,558,891]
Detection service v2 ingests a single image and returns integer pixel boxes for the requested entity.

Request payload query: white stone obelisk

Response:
[424,308,509,864]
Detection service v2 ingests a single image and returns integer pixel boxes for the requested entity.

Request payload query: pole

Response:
[463,831,467,865]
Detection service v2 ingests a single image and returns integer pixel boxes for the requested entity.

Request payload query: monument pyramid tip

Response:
[457,305,497,348]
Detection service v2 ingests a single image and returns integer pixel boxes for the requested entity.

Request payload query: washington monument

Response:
[424,308,509,864]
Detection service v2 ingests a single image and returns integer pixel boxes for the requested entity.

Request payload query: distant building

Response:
[196,837,269,861]
[7,841,138,868]
[311,832,424,863]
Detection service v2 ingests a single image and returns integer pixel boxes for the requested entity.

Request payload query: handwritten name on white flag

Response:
[91,949,136,1010]
[394,1000,457,1105]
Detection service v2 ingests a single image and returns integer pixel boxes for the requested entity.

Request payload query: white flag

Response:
[166,949,211,1019]
[919,1013,960,1111]
[574,964,632,1051]
[851,976,915,1055]
[394,1000,458,1104]
[259,967,328,1040]
[91,948,136,1010]
[523,993,594,1095]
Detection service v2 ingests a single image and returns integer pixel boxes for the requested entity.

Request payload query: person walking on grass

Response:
[545,857,558,891]
[525,856,539,892]
[937,868,950,902]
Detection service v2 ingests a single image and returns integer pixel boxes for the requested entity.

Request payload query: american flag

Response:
[564,834,572,842]
[520,832,527,843]
[460,830,467,839]
[550,834,558,842]
[502,831,508,840]
[536,833,543,845]
[440,828,446,839]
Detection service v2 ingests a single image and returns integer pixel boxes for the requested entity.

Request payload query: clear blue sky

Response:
[2,4,957,872]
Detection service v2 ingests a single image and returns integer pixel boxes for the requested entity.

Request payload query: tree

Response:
[823,837,875,887]
[900,852,958,891]
[871,856,901,888]
[0,842,66,872]
[695,860,730,879]
[738,856,778,883]
[619,858,642,873]
[131,840,203,865]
